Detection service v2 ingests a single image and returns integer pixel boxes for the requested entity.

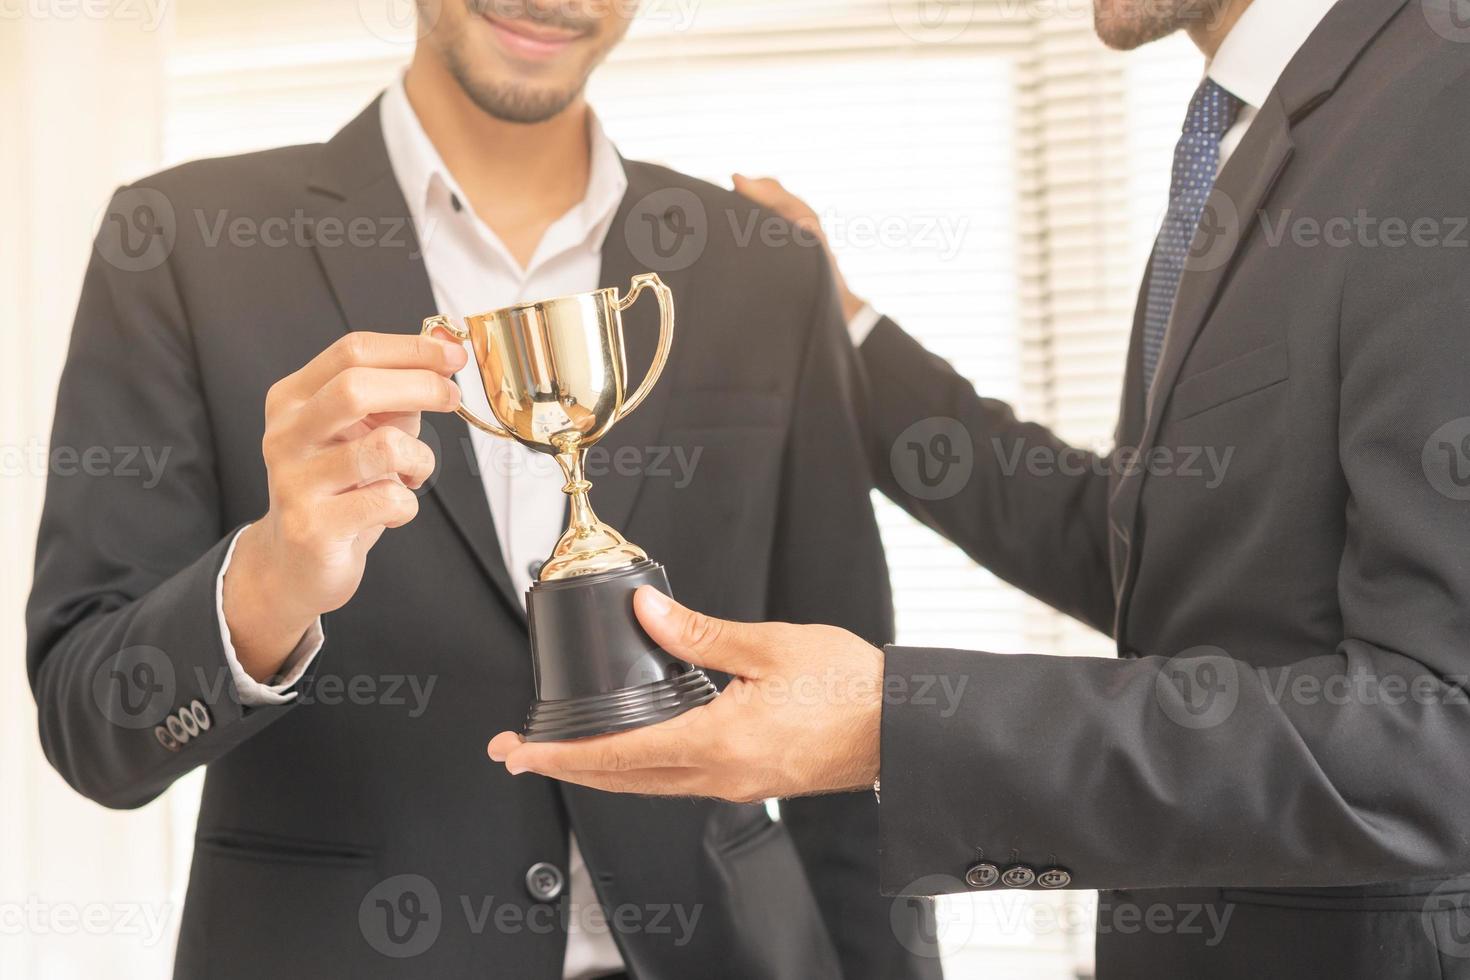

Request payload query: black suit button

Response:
[964,863,999,888]
[154,726,180,752]
[1001,865,1036,888]
[1037,868,1072,889]
[525,862,564,902]
[527,560,545,580]
[190,700,212,731]
[177,706,200,737]
[164,713,191,745]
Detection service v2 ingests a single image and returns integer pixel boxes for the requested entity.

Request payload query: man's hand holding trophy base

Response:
[489,587,886,803]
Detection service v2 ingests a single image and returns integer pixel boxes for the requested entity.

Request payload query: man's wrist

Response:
[846,303,883,347]
[223,521,318,682]
[860,642,884,791]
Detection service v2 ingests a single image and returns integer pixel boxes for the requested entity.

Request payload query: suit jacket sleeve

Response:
[876,176,1470,895]
[768,259,942,980]
[26,188,302,811]
[858,316,1115,634]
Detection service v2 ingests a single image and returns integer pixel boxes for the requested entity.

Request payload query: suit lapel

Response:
[304,98,523,619]
[1142,105,1294,430]
[1110,0,1411,639]
[1110,98,1295,543]
[1115,242,1159,457]
[585,162,699,537]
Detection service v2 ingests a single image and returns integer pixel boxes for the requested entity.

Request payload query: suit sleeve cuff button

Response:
[1037,868,1072,889]
[964,863,999,888]
[1001,865,1036,888]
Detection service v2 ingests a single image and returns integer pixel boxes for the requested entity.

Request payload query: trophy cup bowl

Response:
[423,273,718,741]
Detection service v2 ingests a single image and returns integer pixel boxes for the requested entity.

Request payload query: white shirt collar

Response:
[379,74,627,266]
[1207,0,1340,109]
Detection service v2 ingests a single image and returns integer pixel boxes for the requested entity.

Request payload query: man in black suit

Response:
[493,0,1470,976]
[25,2,939,978]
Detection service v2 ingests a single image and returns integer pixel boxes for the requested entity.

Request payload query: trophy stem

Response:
[554,447,600,536]
[538,434,649,581]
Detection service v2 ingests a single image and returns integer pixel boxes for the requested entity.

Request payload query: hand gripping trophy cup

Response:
[423,273,718,741]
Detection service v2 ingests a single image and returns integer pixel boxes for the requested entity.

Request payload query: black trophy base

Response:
[524,561,718,742]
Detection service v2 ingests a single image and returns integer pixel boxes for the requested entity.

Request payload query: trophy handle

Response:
[421,315,516,440]
[614,273,674,421]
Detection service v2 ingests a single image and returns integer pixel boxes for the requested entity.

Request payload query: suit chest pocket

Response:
[1171,342,1289,422]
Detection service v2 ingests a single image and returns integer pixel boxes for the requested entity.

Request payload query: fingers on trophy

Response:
[422,274,718,741]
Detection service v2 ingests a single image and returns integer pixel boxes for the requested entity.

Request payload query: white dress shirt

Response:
[1209,0,1340,162]
[847,0,1341,345]
[215,77,630,979]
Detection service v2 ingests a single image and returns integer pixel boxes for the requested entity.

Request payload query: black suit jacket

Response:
[27,100,940,980]
[868,0,1470,976]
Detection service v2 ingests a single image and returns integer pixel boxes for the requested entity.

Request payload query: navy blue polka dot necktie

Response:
[1141,77,1245,391]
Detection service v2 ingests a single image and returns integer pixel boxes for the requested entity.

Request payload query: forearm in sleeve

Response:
[858,316,1115,633]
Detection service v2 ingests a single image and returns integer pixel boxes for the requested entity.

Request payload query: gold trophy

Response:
[423,273,717,741]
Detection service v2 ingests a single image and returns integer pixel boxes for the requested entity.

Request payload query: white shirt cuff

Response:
[216,525,324,707]
[847,303,883,347]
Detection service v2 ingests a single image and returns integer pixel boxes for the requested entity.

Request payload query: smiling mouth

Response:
[482,13,588,60]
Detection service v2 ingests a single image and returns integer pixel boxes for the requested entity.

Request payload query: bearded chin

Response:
[443,48,586,124]
[1092,0,1216,50]
[464,78,583,124]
